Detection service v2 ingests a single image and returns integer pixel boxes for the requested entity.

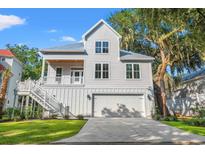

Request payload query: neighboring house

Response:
[167,68,205,116]
[17,19,154,118]
[0,50,23,109]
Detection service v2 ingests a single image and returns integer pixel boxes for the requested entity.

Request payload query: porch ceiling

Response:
[47,59,84,63]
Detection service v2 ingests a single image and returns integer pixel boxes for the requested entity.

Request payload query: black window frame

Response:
[95,63,109,79]
[95,41,109,53]
[126,64,140,79]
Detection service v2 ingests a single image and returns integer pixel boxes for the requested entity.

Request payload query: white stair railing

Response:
[17,79,66,116]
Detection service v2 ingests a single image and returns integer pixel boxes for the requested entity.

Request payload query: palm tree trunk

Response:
[0,69,11,119]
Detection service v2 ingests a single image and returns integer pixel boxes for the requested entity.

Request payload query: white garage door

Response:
[93,94,145,117]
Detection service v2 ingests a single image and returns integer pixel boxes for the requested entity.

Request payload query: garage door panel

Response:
[94,94,145,118]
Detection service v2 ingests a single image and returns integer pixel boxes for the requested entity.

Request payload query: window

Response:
[133,64,140,79]
[126,64,132,79]
[126,64,140,79]
[95,63,109,79]
[56,67,62,83]
[103,42,109,53]
[95,41,109,53]
[56,68,62,77]
[95,64,101,79]
[103,64,109,78]
[95,41,101,53]
[1,57,5,61]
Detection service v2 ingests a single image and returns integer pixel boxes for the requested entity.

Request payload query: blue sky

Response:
[0,9,122,49]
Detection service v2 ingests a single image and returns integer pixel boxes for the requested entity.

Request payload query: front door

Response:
[71,70,83,84]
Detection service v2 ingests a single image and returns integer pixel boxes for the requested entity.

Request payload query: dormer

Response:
[82,19,122,58]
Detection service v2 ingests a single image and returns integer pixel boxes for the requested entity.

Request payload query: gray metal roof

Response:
[41,42,84,52]
[120,50,155,61]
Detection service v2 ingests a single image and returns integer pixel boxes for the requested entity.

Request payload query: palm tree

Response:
[0,68,12,119]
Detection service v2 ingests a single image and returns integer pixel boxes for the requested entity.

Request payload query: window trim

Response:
[95,40,110,54]
[94,62,110,79]
[125,63,141,80]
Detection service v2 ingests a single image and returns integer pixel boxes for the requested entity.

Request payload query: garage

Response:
[93,94,145,117]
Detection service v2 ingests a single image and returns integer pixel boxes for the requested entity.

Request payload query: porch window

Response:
[56,67,62,83]
[95,63,109,79]
[126,64,140,79]
[95,41,109,53]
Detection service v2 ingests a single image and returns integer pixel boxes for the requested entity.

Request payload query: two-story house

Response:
[17,20,154,118]
[0,49,23,109]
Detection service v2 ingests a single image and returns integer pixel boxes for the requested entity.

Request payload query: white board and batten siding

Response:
[43,86,154,117]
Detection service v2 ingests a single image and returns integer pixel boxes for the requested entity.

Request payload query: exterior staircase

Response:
[17,79,72,118]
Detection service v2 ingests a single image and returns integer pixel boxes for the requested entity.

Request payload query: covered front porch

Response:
[41,59,84,85]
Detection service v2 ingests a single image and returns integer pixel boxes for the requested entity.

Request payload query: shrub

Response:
[183,118,205,127]
[160,115,178,121]
[160,116,171,121]
[191,105,205,119]
[76,114,84,120]
[35,106,43,119]
[64,115,69,119]
[151,106,161,121]
[168,115,178,121]
[51,114,58,119]
[4,108,21,120]
[152,114,161,121]
[5,108,13,120]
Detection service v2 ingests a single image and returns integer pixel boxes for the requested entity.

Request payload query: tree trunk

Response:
[158,62,167,117]
[156,45,168,117]
[0,70,11,119]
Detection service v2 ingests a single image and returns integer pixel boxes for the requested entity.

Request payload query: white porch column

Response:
[41,58,45,81]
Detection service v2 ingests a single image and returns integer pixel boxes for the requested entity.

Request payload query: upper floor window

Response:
[126,64,140,79]
[95,41,109,53]
[95,63,109,79]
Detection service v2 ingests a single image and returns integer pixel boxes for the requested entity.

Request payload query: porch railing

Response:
[41,76,84,85]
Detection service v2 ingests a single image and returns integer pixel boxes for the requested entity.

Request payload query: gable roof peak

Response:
[82,19,122,40]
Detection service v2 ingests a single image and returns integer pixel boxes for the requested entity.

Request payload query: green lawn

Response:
[162,121,205,136]
[0,120,86,144]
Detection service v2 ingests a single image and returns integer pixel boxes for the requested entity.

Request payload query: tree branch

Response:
[197,8,205,19]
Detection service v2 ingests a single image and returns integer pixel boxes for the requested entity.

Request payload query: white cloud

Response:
[60,36,76,42]
[0,14,25,31]
[47,29,57,33]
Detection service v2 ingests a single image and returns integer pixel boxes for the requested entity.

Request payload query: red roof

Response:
[0,64,5,73]
[0,50,15,57]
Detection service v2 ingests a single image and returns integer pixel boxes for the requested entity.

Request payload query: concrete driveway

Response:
[53,118,205,144]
